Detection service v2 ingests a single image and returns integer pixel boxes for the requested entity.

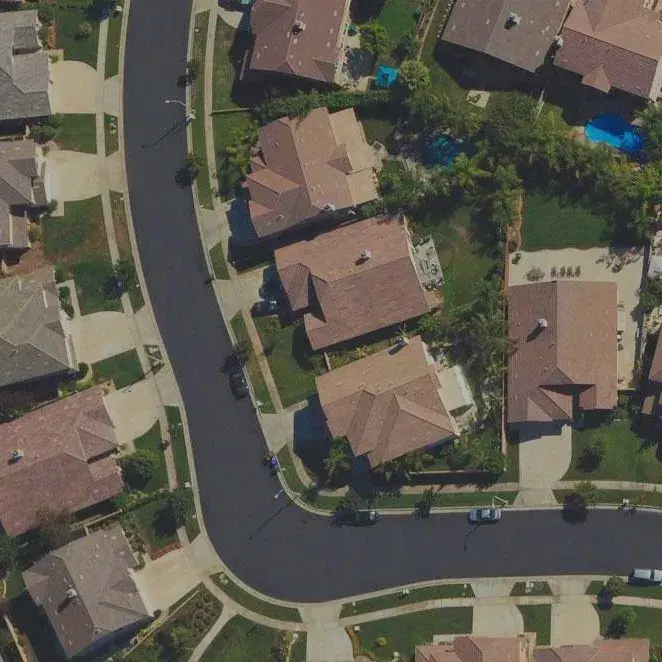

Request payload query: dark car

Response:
[252,299,278,317]
[332,508,380,527]
[229,365,249,399]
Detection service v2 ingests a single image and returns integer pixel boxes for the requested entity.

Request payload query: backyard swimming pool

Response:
[585,114,644,154]
[424,135,476,167]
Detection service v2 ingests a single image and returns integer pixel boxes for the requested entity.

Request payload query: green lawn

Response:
[597,605,662,646]
[230,314,275,413]
[511,581,552,596]
[354,608,473,661]
[167,406,190,486]
[212,572,302,622]
[104,114,118,155]
[521,190,612,250]
[132,422,168,491]
[340,584,474,618]
[587,579,662,600]
[200,617,306,662]
[105,0,123,78]
[92,349,144,389]
[517,605,551,645]
[253,317,323,408]
[191,11,213,210]
[564,415,662,483]
[55,5,99,68]
[55,113,97,153]
[360,116,397,146]
[209,241,229,279]
[375,0,418,52]
[4,571,25,600]
[555,488,662,508]
[132,497,179,551]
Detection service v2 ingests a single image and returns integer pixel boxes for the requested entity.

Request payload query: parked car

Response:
[252,299,278,317]
[332,508,380,527]
[468,507,502,524]
[629,568,662,585]
[229,365,249,399]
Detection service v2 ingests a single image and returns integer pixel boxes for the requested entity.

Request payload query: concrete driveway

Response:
[70,311,134,364]
[103,379,159,447]
[50,60,97,114]
[45,149,100,204]
[551,602,600,646]
[472,605,524,637]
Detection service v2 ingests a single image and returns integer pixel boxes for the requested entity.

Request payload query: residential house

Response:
[642,329,662,421]
[507,281,617,432]
[23,525,151,659]
[553,0,662,100]
[275,215,440,350]
[0,385,121,536]
[245,107,379,241]
[249,0,351,84]
[0,10,51,128]
[0,139,50,256]
[416,635,649,662]
[441,0,570,74]
[316,336,471,467]
[0,267,76,397]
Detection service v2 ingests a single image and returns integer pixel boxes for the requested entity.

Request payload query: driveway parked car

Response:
[252,299,278,317]
[629,568,662,585]
[229,365,249,399]
[468,507,502,524]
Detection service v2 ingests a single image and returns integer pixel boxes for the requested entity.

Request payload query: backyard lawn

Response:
[132,422,168,491]
[253,317,323,408]
[92,349,144,389]
[200,617,307,662]
[55,114,97,153]
[597,605,662,646]
[563,414,662,483]
[353,608,473,661]
[374,0,418,59]
[521,190,612,250]
[517,605,551,645]
[191,11,213,209]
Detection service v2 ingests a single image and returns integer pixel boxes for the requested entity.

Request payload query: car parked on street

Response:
[468,507,502,524]
[229,364,249,399]
[629,568,662,585]
[332,508,380,527]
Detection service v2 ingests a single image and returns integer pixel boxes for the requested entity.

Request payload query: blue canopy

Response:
[375,65,398,89]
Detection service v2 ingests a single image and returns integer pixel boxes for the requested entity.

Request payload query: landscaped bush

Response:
[121,450,160,490]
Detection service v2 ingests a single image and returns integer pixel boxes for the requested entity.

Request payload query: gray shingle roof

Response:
[23,526,150,658]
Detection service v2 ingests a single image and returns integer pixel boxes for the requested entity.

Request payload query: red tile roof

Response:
[275,216,438,350]
[0,386,121,535]
[507,281,617,426]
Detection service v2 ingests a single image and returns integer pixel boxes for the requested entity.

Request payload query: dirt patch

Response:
[4,237,53,277]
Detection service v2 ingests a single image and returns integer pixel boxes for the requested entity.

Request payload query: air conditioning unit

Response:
[536,318,548,329]
[293,19,306,33]
[359,249,372,261]
[396,336,409,349]
[553,35,564,48]
[508,12,522,25]
[65,588,78,600]
[323,203,336,212]
[11,449,24,462]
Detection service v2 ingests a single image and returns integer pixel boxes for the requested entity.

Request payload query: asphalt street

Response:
[124,0,662,603]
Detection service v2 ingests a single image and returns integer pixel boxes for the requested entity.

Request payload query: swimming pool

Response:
[585,114,644,154]
[423,135,476,167]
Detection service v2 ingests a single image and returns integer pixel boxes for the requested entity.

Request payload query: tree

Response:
[121,450,160,490]
[606,607,637,638]
[396,31,416,60]
[168,625,193,653]
[35,507,73,551]
[398,59,430,94]
[578,438,606,472]
[126,647,161,662]
[638,101,662,162]
[177,153,203,185]
[163,489,192,529]
[323,437,353,484]
[603,575,625,601]
[76,21,93,40]
[575,480,599,507]
[360,22,390,58]
[0,535,17,578]
[106,259,138,299]
[230,340,252,366]
[415,487,435,519]
[186,59,200,82]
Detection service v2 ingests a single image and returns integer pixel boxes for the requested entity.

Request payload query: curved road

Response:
[124,0,662,603]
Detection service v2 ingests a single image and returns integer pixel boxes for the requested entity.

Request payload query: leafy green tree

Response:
[35,507,73,551]
[360,22,390,58]
[396,31,417,60]
[578,438,606,471]
[121,450,160,490]
[76,21,93,39]
[186,59,200,82]
[450,153,489,194]
[398,59,430,93]
[638,101,662,162]
[606,607,637,638]
[163,489,192,529]
[575,481,599,507]
[415,488,436,519]
[0,535,17,578]
[230,340,252,366]
[168,625,193,653]
[127,647,161,662]
[604,575,625,599]
[323,437,353,484]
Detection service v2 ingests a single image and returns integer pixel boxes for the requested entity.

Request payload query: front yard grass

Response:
[131,497,179,551]
[588,579,662,600]
[353,608,473,661]
[200,616,306,662]
[563,414,662,483]
[132,421,168,491]
[340,584,474,617]
[230,314,275,413]
[554,488,662,508]
[55,113,97,153]
[212,572,302,622]
[43,197,120,314]
[517,605,551,645]
[521,190,612,250]
[511,581,552,596]
[596,605,662,646]
[92,349,144,389]
[209,241,229,279]
[104,0,123,78]
[55,3,99,68]
[253,317,324,408]
[104,113,118,155]
[191,11,213,210]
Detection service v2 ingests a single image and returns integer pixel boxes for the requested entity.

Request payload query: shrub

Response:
[606,607,637,638]
[604,575,626,599]
[578,438,606,471]
[30,124,57,144]
[398,59,430,93]
[76,21,93,40]
[37,5,55,25]
[121,450,160,490]
[375,636,388,647]
[360,21,389,58]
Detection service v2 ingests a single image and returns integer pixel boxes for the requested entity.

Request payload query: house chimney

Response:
[10,449,24,462]
[65,588,78,600]
[536,318,548,330]
[553,35,564,48]
[359,249,372,261]
[507,12,522,26]
[293,19,306,34]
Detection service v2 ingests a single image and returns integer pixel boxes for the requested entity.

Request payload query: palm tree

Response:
[450,153,488,193]
[323,437,352,484]
[402,450,433,476]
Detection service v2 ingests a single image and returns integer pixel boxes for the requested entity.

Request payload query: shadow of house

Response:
[292,395,332,478]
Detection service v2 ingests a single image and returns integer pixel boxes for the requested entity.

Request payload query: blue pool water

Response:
[424,135,476,167]
[585,114,644,154]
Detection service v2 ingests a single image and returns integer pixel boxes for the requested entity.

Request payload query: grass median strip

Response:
[340,583,474,617]
[56,113,97,153]
[209,241,229,279]
[554,489,662,508]
[510,581,552,597]
[105,0,123,78]
[517,605,551,645]
[105,113,119,155]
[212,572,302,622]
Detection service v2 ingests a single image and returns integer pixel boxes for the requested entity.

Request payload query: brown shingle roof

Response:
[554,0,662,99]
[507,281,617,426]
[441,0,571,73]
[316,336,458,466]
[534,639,649,662]
[416,635,531,662]
[0,386,121,536]
[246,108,378,239]
[23,525,150,659]
[275,215,437,350]
[642,329,662,416]
[249,0,348,82]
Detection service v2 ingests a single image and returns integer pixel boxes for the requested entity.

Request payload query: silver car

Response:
[468,507,502,524]
[630,568,662,585]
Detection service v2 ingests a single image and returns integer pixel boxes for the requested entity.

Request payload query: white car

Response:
[630,568,662,585]
[468,507,502,524]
